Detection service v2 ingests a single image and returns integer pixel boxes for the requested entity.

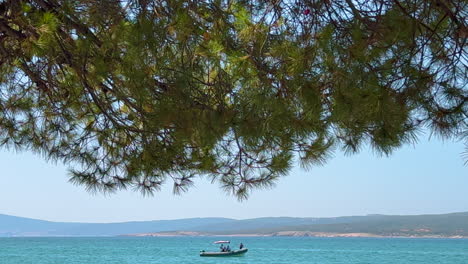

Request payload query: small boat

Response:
[200,248,248,257]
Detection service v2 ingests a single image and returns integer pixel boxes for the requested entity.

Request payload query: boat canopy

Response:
[213,240,230,244]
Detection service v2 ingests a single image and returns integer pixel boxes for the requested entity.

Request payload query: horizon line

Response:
[2,211,467,224]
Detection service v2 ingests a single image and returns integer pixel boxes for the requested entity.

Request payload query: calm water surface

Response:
[1,237,467,264]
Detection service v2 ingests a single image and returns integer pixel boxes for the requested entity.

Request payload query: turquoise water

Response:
[1,237,467,263]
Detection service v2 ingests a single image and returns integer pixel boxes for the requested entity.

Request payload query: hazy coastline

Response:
[2,212,467,238]
[123,231,468,239]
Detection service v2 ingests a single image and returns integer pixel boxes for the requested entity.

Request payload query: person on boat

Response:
[220,244,224,252]
[239,243,244,249]
[226,245,231,252]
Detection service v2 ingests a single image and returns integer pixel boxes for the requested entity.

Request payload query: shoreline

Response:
[122,231,468,239]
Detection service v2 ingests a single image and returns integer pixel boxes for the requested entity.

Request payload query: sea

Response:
[1,236,467,264]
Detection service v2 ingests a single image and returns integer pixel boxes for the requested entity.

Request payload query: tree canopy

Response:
[0,0,466,199]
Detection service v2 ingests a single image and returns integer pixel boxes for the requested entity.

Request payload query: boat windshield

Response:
[213,240,230,244]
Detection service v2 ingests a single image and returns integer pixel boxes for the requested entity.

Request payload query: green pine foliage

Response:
[0,0,466,199]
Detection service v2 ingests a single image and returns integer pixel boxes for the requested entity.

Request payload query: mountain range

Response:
[1,212,467,238]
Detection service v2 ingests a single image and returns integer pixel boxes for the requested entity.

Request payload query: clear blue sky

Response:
[0,135,466,223]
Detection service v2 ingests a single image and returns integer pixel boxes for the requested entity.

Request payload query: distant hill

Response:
[1,212,467,238]
[204,212,468,237]
[0,214,234,236]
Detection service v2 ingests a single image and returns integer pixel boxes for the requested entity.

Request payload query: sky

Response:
[0,134,466,223]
